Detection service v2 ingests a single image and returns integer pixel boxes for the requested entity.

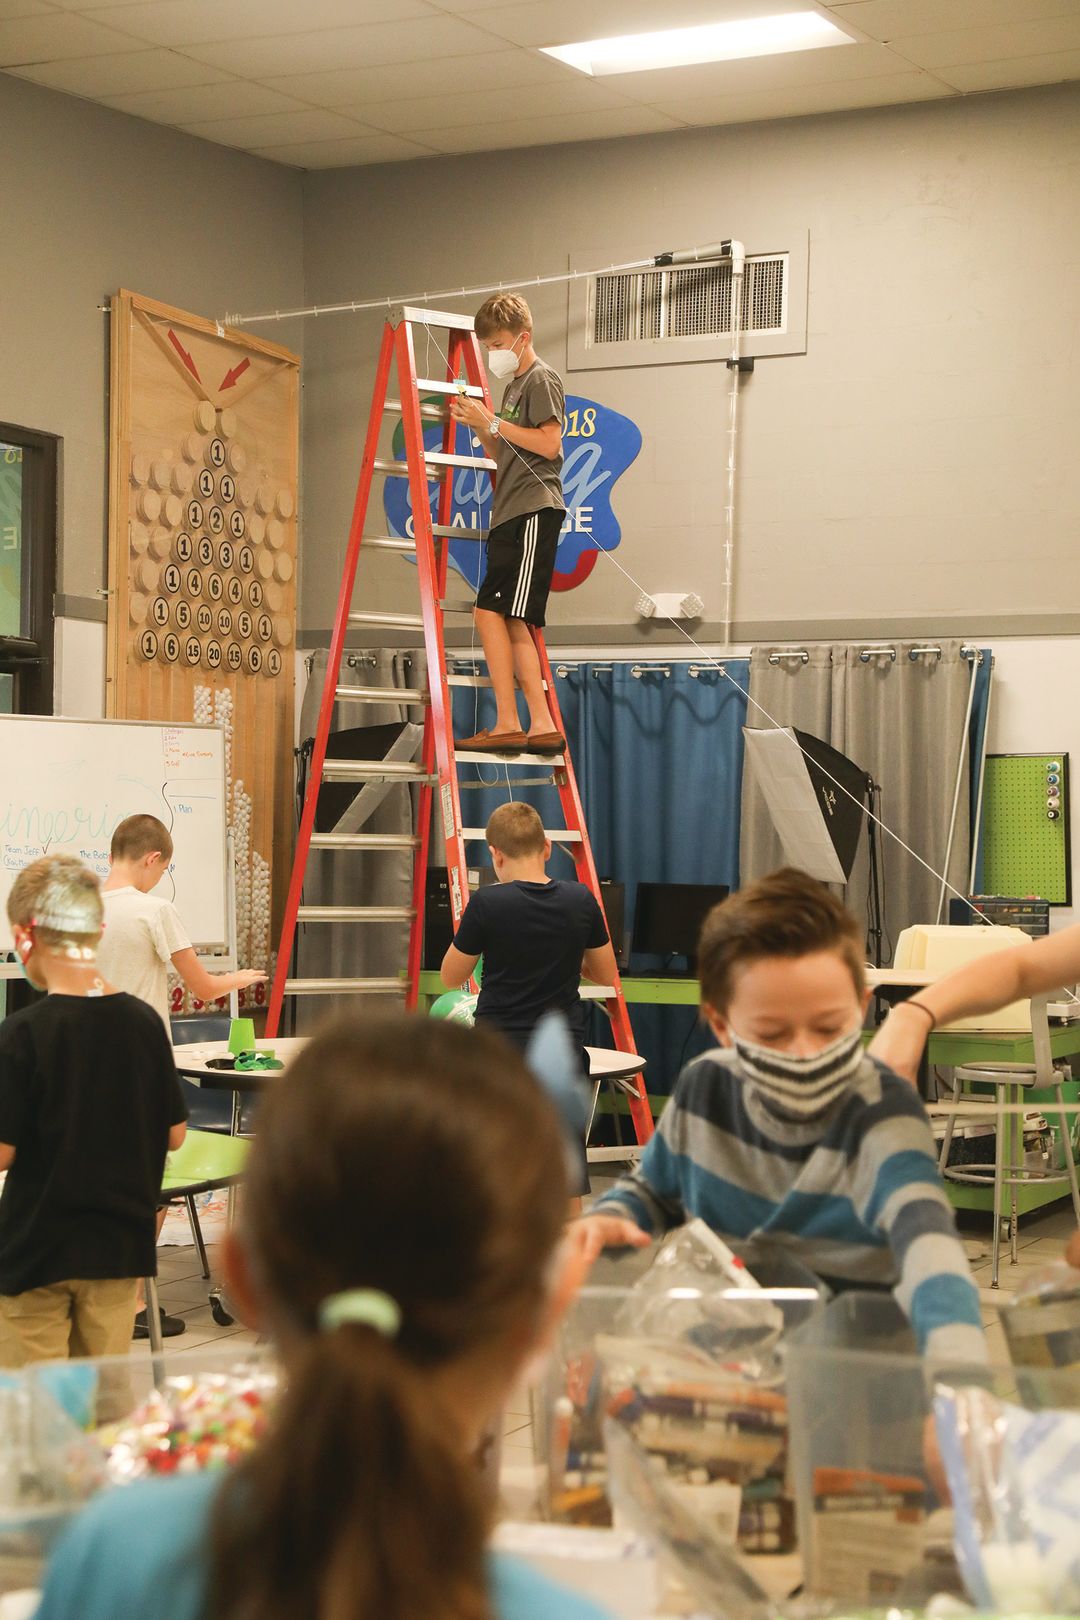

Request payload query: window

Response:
[0,423,57,715]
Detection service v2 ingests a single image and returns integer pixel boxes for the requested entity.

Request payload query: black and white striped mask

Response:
[730,1025,863,1120]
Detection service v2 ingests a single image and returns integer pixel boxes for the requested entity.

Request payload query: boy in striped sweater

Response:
[576,868,986,1365]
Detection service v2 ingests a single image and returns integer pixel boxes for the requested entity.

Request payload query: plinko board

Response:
[108,289,299,1014]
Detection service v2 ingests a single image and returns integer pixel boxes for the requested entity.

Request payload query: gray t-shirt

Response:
[491,358,566,528]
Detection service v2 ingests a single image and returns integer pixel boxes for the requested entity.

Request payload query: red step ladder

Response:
[265,305,652,1145]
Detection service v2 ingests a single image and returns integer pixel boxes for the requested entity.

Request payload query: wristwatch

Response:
[489,416,502,437]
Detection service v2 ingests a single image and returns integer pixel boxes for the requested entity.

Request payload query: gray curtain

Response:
[292,646,428,1032]
[740,641,978,955]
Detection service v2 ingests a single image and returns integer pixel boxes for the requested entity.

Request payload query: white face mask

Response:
[487,339,523,380]
[730,1024,864,1120]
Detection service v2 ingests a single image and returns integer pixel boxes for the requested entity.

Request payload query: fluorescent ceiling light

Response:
[542,10,852,76]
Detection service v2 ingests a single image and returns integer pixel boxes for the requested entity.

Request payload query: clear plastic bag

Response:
[933,1381,1080,1612]
[1000,1260,1080,1370]
[0,1372,106,1593]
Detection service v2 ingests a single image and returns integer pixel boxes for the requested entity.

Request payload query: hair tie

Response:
[318,1288,401,1338]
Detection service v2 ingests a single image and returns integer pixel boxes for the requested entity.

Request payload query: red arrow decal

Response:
[219,358,251,391]
[168,329,201,383]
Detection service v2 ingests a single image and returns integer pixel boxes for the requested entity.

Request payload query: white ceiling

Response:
[4,0,1080,168]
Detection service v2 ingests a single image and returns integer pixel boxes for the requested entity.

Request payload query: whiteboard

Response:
[0,716,228,952]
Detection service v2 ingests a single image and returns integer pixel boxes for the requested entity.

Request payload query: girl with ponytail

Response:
[35,1014,607,1620]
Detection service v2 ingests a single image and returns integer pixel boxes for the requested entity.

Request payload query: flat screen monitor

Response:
[631,882,730,968]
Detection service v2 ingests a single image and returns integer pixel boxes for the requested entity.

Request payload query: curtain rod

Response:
[769,644,981,666]
[216,239,739,329]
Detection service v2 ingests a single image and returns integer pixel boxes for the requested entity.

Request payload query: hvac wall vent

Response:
[568,235,807,371]
[592,254,787,346]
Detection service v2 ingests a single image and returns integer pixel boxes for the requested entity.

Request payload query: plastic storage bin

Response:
[783,1292,1080,1604]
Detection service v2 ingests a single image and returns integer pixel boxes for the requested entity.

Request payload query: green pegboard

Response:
[982,753,1070,904]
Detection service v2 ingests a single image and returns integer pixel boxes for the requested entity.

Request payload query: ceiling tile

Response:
[444,0,805,48]
[173,14,510,77]
[99,77,306,120]
[84,0,435,49]
[601,40,918,105]
[358,77,638,134]
[10,43,230,92]
[935,46,1080,90]
[413,103,684,153]
[0,0,56,19]
[180,107,372,147]
[824,1,1080,45]
[886,14,1080,70]
[646,68,950,125]
[251,131,437,167]
[262,46,578,108]
[0,11,143,62]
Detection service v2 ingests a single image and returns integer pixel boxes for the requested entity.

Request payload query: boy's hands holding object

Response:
[569,1214,652,1267]
[449,392,495,434]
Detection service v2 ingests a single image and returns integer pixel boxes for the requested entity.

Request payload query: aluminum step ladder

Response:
[265,304,653,1145]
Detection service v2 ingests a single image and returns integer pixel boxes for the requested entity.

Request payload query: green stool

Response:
[145,1129,250,1354]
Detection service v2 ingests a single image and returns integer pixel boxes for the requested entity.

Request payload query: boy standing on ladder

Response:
[450,294,566,755]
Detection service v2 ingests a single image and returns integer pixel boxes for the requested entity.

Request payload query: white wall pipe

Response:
[723,242,746,648]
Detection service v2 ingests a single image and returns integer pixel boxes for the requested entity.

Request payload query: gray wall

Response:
[0,73,304,615]
[300,82,1080,646]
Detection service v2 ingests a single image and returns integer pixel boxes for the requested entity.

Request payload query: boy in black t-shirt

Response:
[0,856,188,1366]
[440,803,617,1192]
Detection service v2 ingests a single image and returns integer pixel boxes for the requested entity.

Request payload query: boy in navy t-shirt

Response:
[441,802,617,1190]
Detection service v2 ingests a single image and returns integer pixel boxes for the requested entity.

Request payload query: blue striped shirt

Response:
[595,1051,986,1362]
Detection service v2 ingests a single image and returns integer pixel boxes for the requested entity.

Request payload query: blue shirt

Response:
[36,1471,613,1620]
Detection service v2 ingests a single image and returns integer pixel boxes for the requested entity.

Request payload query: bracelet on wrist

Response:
[898,998,936,1029]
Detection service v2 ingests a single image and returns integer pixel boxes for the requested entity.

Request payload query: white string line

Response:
[219,248,722,330]
[413,325,1075,983]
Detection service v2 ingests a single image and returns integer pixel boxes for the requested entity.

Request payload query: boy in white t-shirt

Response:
[97,814,265,1340]
[98,815,264,1030]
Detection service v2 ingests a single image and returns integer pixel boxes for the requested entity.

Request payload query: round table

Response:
[584,1046,648,1166]
[173,1037,308,1131]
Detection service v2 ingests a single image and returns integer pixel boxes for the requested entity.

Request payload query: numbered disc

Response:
[247,579,263,608]
[267,648,282,678]
[185,568,203,597]
[186,499,204,529]
[238,545,254,574]
[196,604,212,633]
[257,613,273,643]
[207,572,223,602]
[197,468,215,499]
[175,600,192,630]
[197,536,214,566]
[206,639,222,670]
[162,631,180,663]
[226,642,243,672]
[218,540,234,569]
[175,532,193,563]
[163,563,182,594]
[227,577,243,605]
[185,636,202,666]
[246,644,263,674]
[151,597,170,627]
[219,474,236,504]
[138,629,158,660]
[236,609,253,639]
[208,438,226,469]
[216,607,232,635]
[208,506,225,535]
[229,509,246,539]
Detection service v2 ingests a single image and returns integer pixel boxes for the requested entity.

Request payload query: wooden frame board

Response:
[108,290,299,1013]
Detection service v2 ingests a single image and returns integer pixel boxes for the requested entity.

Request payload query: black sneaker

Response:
[132,1307,187,1340]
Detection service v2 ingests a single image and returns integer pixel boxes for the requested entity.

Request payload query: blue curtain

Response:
[451,659,750,1097]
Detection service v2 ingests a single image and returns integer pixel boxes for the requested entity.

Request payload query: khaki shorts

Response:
[0,1277,139,1367]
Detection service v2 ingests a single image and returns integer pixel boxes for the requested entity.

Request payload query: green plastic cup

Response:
[228,1017,256,1057]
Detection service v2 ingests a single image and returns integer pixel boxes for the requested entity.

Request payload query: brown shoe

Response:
[526,731,566,754]
[457,728,530,753]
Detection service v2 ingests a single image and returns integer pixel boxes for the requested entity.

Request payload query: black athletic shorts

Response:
[476,508,563,627]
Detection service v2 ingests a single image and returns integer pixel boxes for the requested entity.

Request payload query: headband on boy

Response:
[318,1288,401,1339]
